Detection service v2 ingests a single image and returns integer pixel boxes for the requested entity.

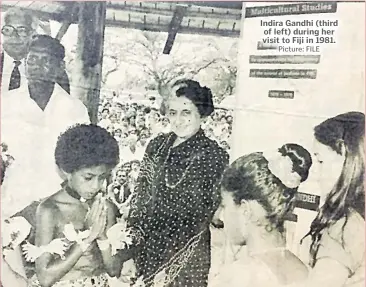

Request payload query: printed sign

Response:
[245,2,337,18]
[285,213,298,222]
[249,69,317,79]
[249,55,321,64]
[268,90,294,99]
[295,192,320,211]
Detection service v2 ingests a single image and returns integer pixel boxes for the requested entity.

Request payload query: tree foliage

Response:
[66,28,238,103]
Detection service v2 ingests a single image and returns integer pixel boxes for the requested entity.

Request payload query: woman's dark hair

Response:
[55,124,120,174]
[221,144,312,233]
[303,111,365,267]
[278,143,312,183]
[171,79,214,117]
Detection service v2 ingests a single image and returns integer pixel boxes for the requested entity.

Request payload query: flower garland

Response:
[21,220,134,262]
[262,150,302,189]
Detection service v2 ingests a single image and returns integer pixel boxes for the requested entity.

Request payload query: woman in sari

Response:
[124,80,229,286]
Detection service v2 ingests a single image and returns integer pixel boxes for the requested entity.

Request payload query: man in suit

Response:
[1,7,38,91]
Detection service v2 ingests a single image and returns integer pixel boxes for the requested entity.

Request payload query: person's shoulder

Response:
[202,136,229,161]
[1,83,27,100]
[328,211,364,242]
[280,251,309,285]
[211,260,251,287]
[55,86,87,110]
[36,195,61,218]
[319,211,365,271]
[147,132,170,149]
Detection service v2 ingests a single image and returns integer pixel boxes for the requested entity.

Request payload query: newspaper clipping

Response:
[0,1,364,287]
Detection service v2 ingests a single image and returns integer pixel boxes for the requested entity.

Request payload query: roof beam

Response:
[106,2,241,20]
[55,22,71,41]
[0,2,78,23]
[163,5,187,54]
[105,19,240,38]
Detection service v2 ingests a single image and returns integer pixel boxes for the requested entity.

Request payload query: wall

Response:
[232,1,365,259]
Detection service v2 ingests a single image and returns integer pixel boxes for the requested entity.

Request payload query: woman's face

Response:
[167,96,202,139]
[221,191,247,245]
[312,139,345,197]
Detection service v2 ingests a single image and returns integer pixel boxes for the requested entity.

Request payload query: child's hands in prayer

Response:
[85,193,108,241]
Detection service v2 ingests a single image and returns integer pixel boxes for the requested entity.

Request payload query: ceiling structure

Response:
[1,1,243,53]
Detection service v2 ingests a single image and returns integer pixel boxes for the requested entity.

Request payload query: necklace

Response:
[164,146,197,189]
[63,182,87,203]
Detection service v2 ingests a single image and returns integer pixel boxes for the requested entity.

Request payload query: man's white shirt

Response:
[1,83,90,215]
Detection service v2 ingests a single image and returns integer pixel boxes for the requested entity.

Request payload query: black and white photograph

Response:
[0,1,364,287]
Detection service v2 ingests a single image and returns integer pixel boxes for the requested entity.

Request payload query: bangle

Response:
[78,240,90,252]
[97,239,110,251]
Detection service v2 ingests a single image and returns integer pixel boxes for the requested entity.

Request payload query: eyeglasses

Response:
[1,25,33,37]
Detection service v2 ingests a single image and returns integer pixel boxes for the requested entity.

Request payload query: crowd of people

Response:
[0,6,364,287]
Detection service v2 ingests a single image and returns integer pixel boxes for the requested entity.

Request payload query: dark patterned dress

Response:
[127,129,229,287]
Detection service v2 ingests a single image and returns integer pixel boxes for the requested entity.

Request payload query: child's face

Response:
[68,165,110,200]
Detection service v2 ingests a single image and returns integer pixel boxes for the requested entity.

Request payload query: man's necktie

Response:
[8,60,21,90]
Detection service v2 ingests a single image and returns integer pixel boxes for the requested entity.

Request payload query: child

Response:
[29,124,122,287]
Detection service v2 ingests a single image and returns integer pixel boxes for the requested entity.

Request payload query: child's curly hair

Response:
[55,124,120,173]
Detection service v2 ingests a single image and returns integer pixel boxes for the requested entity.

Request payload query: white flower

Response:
[132,276,145,287]
[22,238,69,262]
[22,242,44,262]
[153,269,167,287]
[263,150,301,189]
[46,239,70,258]
[63,223,90,243]
[107,222,133,255]
[2,217,31,249]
